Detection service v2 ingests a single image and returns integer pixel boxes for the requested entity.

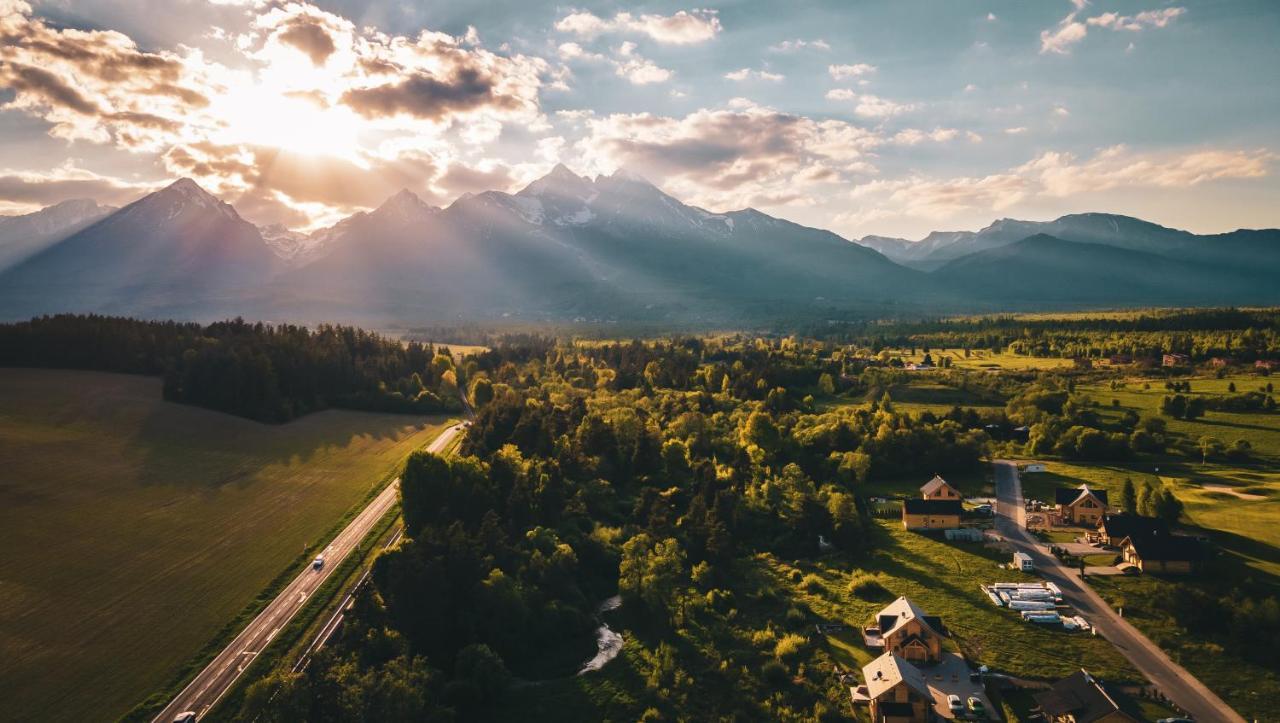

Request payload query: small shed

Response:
[1013,552,1034,572]
[1022,463,1047,473]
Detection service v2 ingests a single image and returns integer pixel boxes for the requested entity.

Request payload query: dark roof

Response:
[903,499,962,515]
[1055,485,1109,506]
[1033,670,1130,723]
[1123,532,1203,562]
[1098,514,1168,539]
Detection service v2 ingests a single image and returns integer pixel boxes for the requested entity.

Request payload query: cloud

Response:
[1040,17,1088,54]
[1088,8,1186,31]
[554,9,721,44]
[828,63,876,79]
[1052,105,1070,117]
[341,68,516,120]
[840,144,1273,230]
[891,128,960,145]
[768,38,830,53]
[1004,126,1028,135]
[574,102,882,212]
[725,68,784,82]
[0,163,154,213]
[613,41,672,84]
[275,13,337,65]
[1041,4,1185,54]
[827,90,915,118]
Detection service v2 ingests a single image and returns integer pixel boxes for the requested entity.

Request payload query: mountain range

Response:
[0,168,1276,325]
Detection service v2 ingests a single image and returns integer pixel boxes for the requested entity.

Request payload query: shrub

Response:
[774,633,807,661]
[848,573,891,601]
[761,659,790,688]
[784,606,807,628]
[799,573,825,594]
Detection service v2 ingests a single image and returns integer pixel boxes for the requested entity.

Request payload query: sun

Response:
[213,84,365,160]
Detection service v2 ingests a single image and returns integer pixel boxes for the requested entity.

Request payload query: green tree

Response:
[1154,489,1185,525]
[619,534,688,624]
[1121,478,1137,515]
[817,372,836,395]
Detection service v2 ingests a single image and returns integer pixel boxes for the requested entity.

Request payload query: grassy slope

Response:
[492,521,1135,721]
[0,369,449,721]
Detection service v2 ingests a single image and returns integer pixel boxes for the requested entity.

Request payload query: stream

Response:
[576,594,623,675]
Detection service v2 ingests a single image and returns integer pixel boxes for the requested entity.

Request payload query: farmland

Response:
[0,369,451,721]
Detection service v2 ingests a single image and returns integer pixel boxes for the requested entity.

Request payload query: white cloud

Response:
[892,127,960,145]
[963,83,978,93]
[828,63,877,79]
[554,9,721,44]
[725,68,784,82]
[1004,126,1029,135]
[614,41,672,84]
[1088,8,1186,31]
[986,12,997,21]
[1040,17,1088,54]
[1052,105,1070,117]
[768,38,830,52]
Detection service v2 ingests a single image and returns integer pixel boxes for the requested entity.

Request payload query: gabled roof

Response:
[1098,513,1168,539]
[1032,670,1134,723]
[876,596,940,639]
[903,498,963,515]
[920,474,958,496]
[1122,532,1203,562]
[861,652,931,700]
[1055,484,1109,507]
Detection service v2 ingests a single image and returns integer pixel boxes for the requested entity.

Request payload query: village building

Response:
[1120,532,1203,574]
[1033,669,1139,723]
[1161,353,1190,367]
[920,475,962,501]
[860,653,934,723]
[903,499,963,531]
[1094,513,1169,548]
[1257,359,1279,371]
[1055,484,1109,527]
[877,596,945,663]
[1210,356,1233,368]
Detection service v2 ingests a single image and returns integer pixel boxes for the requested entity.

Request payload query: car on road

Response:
[967,696,985,715]
[174,712,197,723]
[1156,718,1193,723]
[947,694,963,713]
[312,556,324,570]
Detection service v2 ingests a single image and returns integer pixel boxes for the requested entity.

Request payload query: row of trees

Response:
[0,315,463,422]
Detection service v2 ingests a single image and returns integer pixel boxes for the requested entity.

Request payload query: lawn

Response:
[1090,575,1280,721]
[0,369,451,721]
[886,348,1077,372]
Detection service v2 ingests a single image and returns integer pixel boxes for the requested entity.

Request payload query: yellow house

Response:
[1120,533,1202,574]
[862,653,933,723]
[919,474,961,501]
[1056,484,1109,526]
[876,597,944,664]
[902,498,962,531]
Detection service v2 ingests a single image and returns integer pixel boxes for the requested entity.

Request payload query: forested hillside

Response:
[0,315,463,422]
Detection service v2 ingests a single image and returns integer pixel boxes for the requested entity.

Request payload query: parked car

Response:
[947,694,963,713]
[968,697,985,715]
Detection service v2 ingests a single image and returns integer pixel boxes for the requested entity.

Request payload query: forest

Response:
[0,315,463,422]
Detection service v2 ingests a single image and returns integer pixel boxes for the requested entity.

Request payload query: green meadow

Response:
[0,369,451,721]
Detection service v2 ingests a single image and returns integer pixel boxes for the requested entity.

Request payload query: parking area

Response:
[922,653,998,720]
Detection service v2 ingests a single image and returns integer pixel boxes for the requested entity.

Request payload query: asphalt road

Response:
[992,460,1245,723]
[153,422,466,723]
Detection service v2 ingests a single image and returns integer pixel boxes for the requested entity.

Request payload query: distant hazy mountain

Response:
[856,212,1280,274]
[1,172,1277,325]
[0,179,277,319]
[0,199,115,271]
[933,234,1277,306]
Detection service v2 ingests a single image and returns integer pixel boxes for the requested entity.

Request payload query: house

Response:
[920,474,962,501]
[861,653,934,723]
[1210,357,1233,368]
[876,596,944,663]
[903,499,962,531]
[1055,485,1109,527]
[1033,669,1138,723]
[1095,513,1169,548]
[1022,462,1047,473]
[1120,532,1203,574]
[1162,353,1190,367]
[1257,359,1279,371]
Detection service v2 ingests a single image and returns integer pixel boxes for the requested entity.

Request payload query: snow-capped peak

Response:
[374,189,436,220]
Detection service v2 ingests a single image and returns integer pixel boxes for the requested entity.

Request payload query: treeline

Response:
[0,315,463,422]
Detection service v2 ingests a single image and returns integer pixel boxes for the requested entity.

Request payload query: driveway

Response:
[992,461,1245,723]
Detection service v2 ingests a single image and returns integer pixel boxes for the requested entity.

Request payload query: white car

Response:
[947,694,964,713]
[174,713,197,723]
[312,556,324,570]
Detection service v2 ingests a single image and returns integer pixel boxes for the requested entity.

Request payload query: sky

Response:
[0,0,1277,239]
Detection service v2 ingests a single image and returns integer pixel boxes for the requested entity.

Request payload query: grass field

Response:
[0,369,451,721]
[887,348,1077,372]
